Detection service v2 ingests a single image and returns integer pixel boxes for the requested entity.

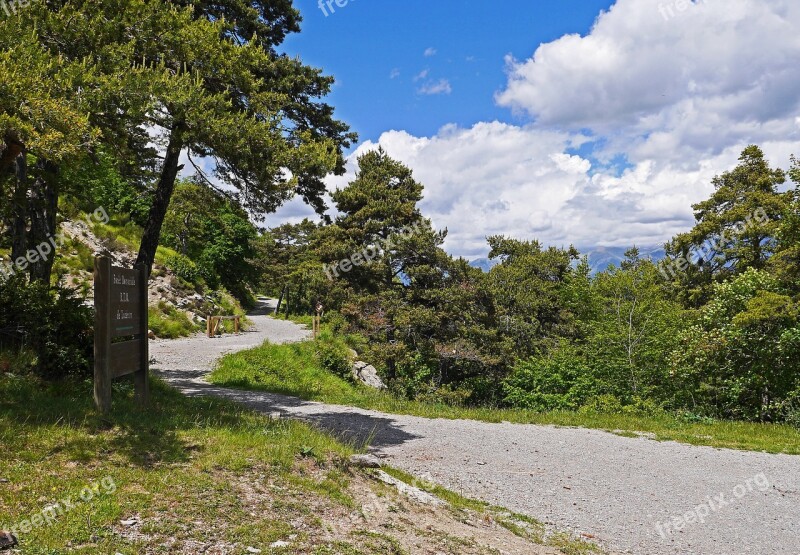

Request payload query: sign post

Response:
[94,256,149,413]
[313,303,323,340]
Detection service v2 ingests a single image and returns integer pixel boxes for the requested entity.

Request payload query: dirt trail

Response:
[152,300,800,555]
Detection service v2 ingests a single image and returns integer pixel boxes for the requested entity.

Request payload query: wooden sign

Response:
[94,256,149,413]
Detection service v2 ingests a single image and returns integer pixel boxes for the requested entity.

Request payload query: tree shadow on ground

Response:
[155,366,422,451]
[0,375,276,467]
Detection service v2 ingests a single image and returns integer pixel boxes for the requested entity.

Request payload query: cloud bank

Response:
[271,0,800,259]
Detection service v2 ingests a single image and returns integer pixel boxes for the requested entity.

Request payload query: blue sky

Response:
[282,0,615,144]
[261,0,799,259]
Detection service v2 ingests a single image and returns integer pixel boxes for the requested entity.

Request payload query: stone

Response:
[148,330,156,340]
[0,531,18,550]
[349,454,382,468]
[373,471,447,507]
[351,362,387,390]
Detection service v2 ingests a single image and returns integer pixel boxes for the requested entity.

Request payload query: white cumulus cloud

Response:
[266,0,800,260]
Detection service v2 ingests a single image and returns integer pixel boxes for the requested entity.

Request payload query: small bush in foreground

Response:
[0,275,92,379]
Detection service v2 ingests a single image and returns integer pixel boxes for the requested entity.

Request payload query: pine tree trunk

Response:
[28,159,59,283]
[275,284,287,315]
[10,152,27,263]
[136,124,185,273]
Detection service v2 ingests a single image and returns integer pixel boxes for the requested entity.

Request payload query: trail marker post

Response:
[313,303,323,339]
[94,256,149,413]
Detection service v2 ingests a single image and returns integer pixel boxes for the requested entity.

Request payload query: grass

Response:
[92,218,186,272]
[0,373,357,553]
[209,333,800,455]
[148,301,201,339]
[0,371,598,554]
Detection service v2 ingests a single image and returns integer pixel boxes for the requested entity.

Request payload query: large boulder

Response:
[352,361,387,390]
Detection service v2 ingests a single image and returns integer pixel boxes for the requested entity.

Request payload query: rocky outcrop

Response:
[352,361,387,390]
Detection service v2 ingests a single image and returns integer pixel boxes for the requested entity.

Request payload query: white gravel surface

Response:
[152,301,800,555]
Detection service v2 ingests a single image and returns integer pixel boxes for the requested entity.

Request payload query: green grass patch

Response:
[209,334,800,455]
[148,301,200,339]
[0,373,355,554]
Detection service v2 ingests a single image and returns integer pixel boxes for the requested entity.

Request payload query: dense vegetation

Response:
[0,1,798,431]
[1,0,351,375]
[258,147,800,427]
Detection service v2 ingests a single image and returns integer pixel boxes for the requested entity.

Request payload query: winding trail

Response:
[152,300,800,555]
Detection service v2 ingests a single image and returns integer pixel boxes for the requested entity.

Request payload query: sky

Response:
[261,0,800,260]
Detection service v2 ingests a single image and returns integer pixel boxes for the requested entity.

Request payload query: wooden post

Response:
[313,303,323,340]
[134,263,149,407]
[94,256,112,414]
[234,316,240,334]
[206,316,212,338]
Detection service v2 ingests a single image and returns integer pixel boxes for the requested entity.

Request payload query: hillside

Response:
[55,214,247,339]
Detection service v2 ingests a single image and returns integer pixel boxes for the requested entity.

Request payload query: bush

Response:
[578,394,665,417]
[164,253,200,284]
[0,275,93,379]
[314,332,353,380]
[416,384,472,407]
[148,302,198,339]
[502,349,598,411]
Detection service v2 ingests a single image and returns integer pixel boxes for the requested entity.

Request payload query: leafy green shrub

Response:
[164,254,200,284]
[502,349,598,411]
[0,349,37,375]
[578,394,665,417]
[314,332,353,380]
[679,411,717,425]
[0,275,93,379]
[778,392,800,429]
[148,302,198,339]
[63,152,152,227]
[577,394,626,414]
[416,384,472,407]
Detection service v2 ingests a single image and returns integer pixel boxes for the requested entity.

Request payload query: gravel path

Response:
[152,301,800,555]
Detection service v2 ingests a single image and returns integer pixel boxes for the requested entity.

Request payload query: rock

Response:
[269,540,290,548]
[0,531,18,550]
[351,361,387,390]
[373,471,447,507]
[147,330,156,340]
[349,454,382,468]
[246,547,262,554]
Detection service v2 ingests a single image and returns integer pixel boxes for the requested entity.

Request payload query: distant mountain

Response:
[584,246,665,274]
[468,257,498,272]
[468,246,665,275]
